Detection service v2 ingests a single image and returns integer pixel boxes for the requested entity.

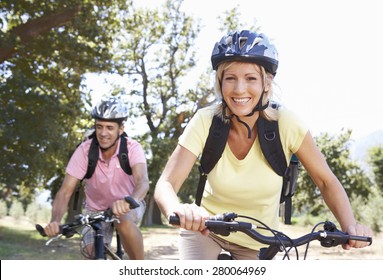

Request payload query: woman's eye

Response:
[224,76,235,80]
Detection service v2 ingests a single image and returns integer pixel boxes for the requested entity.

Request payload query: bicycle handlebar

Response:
[169,212,372,259]
[36,208,116,239]
[36,196,139,239]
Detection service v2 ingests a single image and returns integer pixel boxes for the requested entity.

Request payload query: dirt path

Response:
[143,227,179,260]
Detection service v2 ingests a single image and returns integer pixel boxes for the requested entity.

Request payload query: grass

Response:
[0,218,176,260]
[0,225,82,260]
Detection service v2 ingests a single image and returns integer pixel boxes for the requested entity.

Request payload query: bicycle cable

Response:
[237,214,298,259]
[302,221,326,260]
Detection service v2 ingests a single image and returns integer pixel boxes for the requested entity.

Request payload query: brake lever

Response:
[45,234,63,246]
[105,216,120,223]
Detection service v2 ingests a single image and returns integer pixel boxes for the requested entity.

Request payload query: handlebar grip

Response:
[349,235,373,245]
[36,223,68,237]
[124,196,140,209]
[168,213,232,226]
[35,224,47,237]
[169,214,180,225]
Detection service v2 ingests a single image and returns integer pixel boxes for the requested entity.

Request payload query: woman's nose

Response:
[234,79,246,94]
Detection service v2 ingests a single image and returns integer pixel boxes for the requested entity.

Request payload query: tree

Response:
[0,0,132,209]
[108,0,205,224]
[295,129,372,216]
[368,145,383,194]
[217,5,258,33]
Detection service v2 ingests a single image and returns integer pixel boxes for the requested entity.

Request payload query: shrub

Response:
[9,201,24,221]
[0,201,7,218]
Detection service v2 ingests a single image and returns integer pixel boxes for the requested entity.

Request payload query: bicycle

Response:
[169,212,373,260]
[36,196,140,260]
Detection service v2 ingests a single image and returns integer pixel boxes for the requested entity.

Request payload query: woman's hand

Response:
[169,203,211,236]
[343,223,373,250]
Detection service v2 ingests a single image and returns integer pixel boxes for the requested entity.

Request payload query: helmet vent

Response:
[238,36,248,49]
[250,37,262,49]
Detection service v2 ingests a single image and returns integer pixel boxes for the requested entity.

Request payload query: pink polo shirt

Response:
[66,136,147,211]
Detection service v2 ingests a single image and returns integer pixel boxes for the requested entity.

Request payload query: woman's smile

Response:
[232,97,251,104]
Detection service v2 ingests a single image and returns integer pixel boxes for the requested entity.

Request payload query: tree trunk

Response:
[141,194,163,226]
[66,183,85,223]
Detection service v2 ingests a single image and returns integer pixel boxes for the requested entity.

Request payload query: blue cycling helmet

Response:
[91,96,128,124]
[211,30,279,76]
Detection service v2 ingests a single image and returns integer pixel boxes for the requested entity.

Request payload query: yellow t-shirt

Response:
[179,106,308,250]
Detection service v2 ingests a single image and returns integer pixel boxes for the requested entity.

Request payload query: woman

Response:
[154,30,372,260]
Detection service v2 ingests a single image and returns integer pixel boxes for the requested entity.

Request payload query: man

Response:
[44,96,149,259]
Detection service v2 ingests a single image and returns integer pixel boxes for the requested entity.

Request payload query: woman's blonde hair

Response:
[213,61,279,122]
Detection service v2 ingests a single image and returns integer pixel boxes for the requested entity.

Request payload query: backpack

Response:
[195,114,300,225]
[84,130,132,179]
[67,130,132,222]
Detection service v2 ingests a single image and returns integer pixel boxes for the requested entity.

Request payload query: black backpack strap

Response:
[84,137,99,179]
[257,116,287,177]
[85,132,132,179]
[282,154,299,224]
[195,116,230,206]
[118,132,132,175]
[258,116,300,224]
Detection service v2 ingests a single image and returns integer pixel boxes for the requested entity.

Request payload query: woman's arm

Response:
[154,144,209,233]
[295,131,372,248]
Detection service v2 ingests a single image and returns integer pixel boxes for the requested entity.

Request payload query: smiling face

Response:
[95,119,123,151]
[221,62,270,117]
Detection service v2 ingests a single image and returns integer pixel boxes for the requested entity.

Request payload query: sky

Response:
[87,0,383,141]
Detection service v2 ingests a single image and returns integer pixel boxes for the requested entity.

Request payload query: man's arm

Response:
[44,174,80,236]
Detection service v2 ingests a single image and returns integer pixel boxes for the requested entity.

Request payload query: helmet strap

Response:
[222,101,234,121]
[245,90,269,117]
[234,115,252,139]
[231,90,269,139]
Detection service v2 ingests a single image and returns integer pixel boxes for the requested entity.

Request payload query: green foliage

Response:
[295,129,372,216]
[0,0,133,204]
[0,201,7,218]
[9,200,24,220]
[25,200,51,225]
[217,5,259,34]
[110,0,202,195]
[350,191,383,233]
[368,145,383,194]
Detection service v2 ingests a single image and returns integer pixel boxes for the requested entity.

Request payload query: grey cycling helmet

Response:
[211,30,279,76]
[91,96,128,123]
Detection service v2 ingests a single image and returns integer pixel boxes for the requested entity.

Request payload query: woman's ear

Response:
[265,73,273,92]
